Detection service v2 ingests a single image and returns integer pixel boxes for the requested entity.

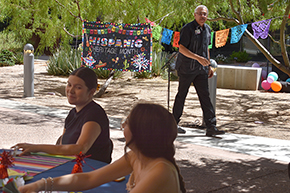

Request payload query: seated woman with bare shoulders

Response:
[12,67,113,164]
[18,103,186,193]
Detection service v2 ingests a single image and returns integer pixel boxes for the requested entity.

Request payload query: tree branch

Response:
[154,11,174,25]
[244,29,290,76]
[229,0,244,24]
[63,25,81,38]
[280,3,290,67]
[95,70,115,98]
[268,34,290,47]
[54,0,83,21]
[207,17,239,25]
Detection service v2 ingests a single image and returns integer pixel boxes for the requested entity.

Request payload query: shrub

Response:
[47,48,82,76]
[0,32,24,53]
[14,52,24,64]
[133,70,152,79]
[0,49,16,66]
[229,51,251,62]
[93,68,123,79]
[47,48,122,79]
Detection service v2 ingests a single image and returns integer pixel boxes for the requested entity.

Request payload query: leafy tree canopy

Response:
[0,0,289,75]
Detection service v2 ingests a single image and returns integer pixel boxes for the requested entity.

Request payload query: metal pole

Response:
[168,64,170,111]
[23,43,34,97]
[202,59,218,127]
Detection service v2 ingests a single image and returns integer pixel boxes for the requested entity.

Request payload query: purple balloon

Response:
[267,76,274,83]
[261,80,271,90]
[252,63,260,68]
[268,72,278,81]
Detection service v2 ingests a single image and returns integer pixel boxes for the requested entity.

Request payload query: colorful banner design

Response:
[230,24,248,44]
[152,25,163,40]
[173,32,180,48]
[82,21,152,72]
[146,17,278,49]
[215,29,230,48]
[252,19,272,39]
[209,31,214,49]
[161,28,174,45]
[145,18,156,27]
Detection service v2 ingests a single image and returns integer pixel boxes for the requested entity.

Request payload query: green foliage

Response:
[93,68,123,79]
[47,47,122,79]
[229,51,251,63]
[0,0,199,54]
[47,48,82,76]
[1,0,290,75]
[133,71,152,79]
[1,0,289,50]
[161,70,179,81]
[152,51,170,76]
[0,31,24,66]
[0,31,24,53]
[14,52,24,64]
[0,49,16,66]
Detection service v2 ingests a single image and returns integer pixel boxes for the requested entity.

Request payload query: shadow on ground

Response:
[178,156,289,192]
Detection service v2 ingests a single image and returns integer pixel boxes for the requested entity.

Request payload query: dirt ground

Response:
[1,61,290,140]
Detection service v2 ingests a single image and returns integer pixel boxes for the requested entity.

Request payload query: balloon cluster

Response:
[261,71,282,92]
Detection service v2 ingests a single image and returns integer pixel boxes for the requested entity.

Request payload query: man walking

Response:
[173,5,225,136]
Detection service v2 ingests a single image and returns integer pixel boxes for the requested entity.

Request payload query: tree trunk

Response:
[244,29,290,77]
[94,70,115,98]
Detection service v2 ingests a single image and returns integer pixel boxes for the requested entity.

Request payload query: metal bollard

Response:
[23,44,34,97]
[208,71,217,111]
[202,59,218,127]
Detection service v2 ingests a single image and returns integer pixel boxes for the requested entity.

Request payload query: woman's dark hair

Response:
[70,67,98,90]
[125,103,186,193]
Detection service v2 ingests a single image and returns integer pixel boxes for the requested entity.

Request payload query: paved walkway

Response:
[1,98,290,192]
[1,98,290,163]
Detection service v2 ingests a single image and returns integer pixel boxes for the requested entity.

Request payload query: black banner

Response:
[82,21,152,72]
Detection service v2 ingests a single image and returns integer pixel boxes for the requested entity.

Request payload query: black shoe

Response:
[206,128,225,136]
[177,126,186,134]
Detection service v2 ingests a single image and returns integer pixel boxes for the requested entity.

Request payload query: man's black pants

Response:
[172,72,216,130]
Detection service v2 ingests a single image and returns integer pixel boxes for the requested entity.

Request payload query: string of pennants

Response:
[146,15,290,49]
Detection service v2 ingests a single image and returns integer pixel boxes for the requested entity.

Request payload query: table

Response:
[29,158,129,193]
[0,150,128,193]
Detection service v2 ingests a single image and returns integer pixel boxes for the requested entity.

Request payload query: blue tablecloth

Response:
[0,149,128,193]
[28,158,128,193]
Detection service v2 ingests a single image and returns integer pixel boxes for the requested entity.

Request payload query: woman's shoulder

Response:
[145,158,181,193]
[83,101,107,115]
[149,158,176,172]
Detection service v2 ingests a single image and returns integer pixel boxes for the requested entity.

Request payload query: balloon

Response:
[261,80,271,90]
[261,70,267,80]
[252,63,260,68]
[267,76,274,83]
[271,81,282,92]
[286,78,290,83]
[267,72,278,81]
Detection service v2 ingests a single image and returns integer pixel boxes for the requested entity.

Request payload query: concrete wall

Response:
[217,65,262,90]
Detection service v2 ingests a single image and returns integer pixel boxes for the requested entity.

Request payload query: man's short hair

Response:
[194,5,208,14]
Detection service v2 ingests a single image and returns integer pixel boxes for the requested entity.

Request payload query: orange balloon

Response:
[271,81,282,92]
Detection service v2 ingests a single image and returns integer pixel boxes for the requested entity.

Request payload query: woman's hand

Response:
[11,143,37,156]
[18,180,43,193]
